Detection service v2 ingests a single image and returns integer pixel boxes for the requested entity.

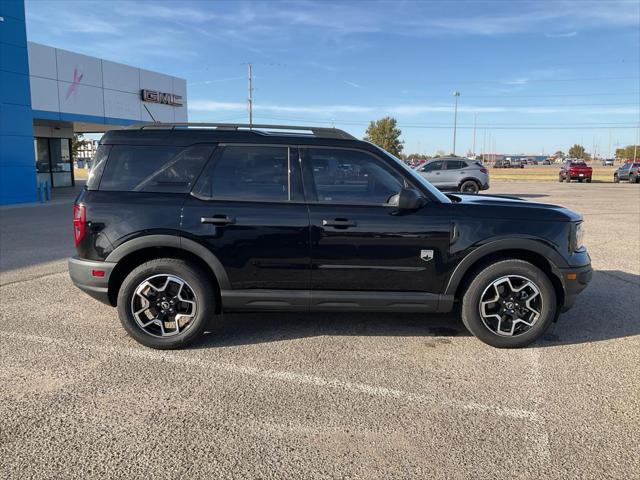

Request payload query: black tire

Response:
[630,174,637,184]
[558,174,563,183]
[460,180,480,193]
[461,259,557,348]
[117,258,215,349]
[586,177,592,183]
[614,174,619,183]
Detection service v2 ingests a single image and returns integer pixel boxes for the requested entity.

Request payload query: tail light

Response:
[480,167,488,174]
[73,204,86,246]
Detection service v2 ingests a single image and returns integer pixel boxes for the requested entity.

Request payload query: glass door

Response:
[34,138,51,186]
[33,138,75,187]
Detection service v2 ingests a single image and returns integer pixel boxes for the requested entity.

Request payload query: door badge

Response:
[420,249,434,262]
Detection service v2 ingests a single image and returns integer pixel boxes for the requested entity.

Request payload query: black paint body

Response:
[70,128,592,313]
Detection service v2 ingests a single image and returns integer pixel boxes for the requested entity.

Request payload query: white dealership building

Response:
[1,0,188,204]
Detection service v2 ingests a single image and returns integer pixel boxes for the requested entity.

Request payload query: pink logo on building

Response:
[65,67,84,100]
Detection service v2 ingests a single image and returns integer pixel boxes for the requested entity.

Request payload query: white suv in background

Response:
[415,157,490,193]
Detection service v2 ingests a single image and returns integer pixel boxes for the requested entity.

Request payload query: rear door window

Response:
[99,145,214,193]
[192,145,303,202]
[445,160,466,170]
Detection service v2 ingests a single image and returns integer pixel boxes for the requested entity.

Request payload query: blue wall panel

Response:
[0,0,36,204]
[0,42,29,74]
[0,134,33,166]
[0,0,26,20]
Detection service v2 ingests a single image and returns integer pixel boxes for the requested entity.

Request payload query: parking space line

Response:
[525,348,551,467]
[0,329,540,422]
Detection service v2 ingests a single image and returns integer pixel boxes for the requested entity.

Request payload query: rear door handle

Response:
[201,215,236,226]
[322,218,357,228]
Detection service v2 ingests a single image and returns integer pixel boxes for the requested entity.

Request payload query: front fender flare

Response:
[444,237,567,296]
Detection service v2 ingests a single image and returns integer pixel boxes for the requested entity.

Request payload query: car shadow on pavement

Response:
[193,270,639,349]
[537,270,639,347]
[195,311,471,349]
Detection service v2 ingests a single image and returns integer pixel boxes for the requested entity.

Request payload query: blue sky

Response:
[25,0,640,156]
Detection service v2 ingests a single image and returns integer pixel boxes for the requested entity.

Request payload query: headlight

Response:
[573,222,585,251]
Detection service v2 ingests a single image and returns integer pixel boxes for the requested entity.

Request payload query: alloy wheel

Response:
[130,274,198,337]
[461,181,479,193]
[478,275,543,337]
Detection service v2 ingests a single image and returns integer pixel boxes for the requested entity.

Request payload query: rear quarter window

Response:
[86,145,111,190]
[98,144,215,193]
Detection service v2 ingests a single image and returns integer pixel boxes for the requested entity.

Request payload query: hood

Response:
[447,193,582,222]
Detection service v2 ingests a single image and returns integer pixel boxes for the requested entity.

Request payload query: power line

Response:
[251,114,638,130]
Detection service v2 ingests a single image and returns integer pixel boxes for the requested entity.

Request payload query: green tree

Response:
[364,117,404,156]
[71,133,90,158]
[568,144,586,159]
[615,145,640,160]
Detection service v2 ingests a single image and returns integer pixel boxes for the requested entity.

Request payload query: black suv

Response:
[69,123,592,349]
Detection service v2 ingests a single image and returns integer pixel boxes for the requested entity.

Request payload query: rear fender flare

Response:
[105,234,231,290]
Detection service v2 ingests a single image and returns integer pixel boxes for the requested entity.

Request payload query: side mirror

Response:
[387,188,426,211]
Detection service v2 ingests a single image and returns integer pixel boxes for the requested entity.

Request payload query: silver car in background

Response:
[414,157,490,193]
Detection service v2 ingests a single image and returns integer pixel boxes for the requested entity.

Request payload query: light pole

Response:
[452,91,460,155]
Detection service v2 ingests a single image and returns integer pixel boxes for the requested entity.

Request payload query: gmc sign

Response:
[141,89,183,107]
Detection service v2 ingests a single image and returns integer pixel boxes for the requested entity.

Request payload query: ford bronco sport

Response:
[69,123,592,349]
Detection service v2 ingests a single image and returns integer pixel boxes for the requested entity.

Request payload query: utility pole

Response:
[482,128,486,162]
[472,114,477,157]
[247,63,253,128]
[452,91,460,155]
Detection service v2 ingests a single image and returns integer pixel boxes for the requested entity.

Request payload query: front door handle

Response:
[201,215,236,226]
[322,218,357,228]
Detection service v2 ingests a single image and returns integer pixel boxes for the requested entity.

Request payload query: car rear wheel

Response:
[460,180,480,193]
[558,174,563,182]
[586,178,592,183]
[630,174,638,183]
[461,259,557,348]
[614,174,619,183]
[117,258,215,349]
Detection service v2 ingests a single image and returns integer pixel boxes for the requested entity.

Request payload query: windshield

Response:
[368,143,451,204]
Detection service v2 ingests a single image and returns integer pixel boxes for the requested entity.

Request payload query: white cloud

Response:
[502,78,530,86]
[189,100,640,117]
[189,100,373,114]
[545,31,578,38]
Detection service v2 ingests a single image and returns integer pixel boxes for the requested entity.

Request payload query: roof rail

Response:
[125,122,356,140]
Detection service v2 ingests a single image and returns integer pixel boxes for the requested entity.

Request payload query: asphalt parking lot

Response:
[1,182,639,479]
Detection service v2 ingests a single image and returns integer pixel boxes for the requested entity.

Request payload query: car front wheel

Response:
[117,258,215,349]
[461,259,557,348]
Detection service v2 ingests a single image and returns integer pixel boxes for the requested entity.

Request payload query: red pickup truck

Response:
[559,160,593,183]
